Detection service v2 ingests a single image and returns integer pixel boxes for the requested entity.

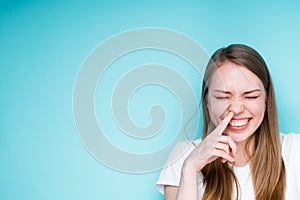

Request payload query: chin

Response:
[231,136,249,144]
[226,130,254,144]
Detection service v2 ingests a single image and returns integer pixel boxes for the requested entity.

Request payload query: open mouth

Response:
[229,118,250,129]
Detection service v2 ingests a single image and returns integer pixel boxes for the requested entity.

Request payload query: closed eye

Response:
[245,96,259,99]
[215,96,230,100]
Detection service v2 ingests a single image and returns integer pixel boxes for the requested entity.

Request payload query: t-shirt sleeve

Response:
[281,133,300,166]
[156,140,197,195]
[281,133,300,198]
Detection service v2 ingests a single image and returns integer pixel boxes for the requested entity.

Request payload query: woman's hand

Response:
[183,112,237,173]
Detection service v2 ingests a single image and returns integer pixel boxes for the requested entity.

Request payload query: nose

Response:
[229,99,244,115]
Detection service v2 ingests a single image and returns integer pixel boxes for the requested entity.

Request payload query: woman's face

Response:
[207,61,266,144]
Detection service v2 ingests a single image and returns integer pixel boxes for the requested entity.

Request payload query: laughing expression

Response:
[207,61,266,143]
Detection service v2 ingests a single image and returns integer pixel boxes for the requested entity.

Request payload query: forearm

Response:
[176,165,199,200]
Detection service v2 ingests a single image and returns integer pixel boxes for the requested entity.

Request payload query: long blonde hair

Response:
[200,44,286,200]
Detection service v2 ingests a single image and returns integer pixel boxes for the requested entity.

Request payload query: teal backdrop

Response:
[1,0,300,199]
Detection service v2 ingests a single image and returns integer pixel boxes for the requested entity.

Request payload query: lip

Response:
[228,118,251,130]
[231,117,250,120]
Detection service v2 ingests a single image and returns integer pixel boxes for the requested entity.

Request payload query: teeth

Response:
[230,119,248,127]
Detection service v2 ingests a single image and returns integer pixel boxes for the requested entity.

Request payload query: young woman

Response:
[156,44,300,199]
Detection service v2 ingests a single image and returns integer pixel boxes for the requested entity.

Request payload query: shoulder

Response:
[280,133,300,197]
[280,132,300,149]
[280,133,300,164]
[163,139,201,168]
[156,139,201,194]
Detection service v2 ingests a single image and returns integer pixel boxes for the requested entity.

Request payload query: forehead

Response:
[209,62,264,92]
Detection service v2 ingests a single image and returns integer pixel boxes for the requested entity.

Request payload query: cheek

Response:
[246,100,266,118]
[208,99,229,120]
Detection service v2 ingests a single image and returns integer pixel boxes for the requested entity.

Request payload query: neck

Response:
[233,137,255,167]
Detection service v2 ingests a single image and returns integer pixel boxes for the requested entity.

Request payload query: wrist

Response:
[182,161,200,177]
[182,156,205,174]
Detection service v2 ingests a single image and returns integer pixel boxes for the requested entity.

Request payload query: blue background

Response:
[1,0,300,199]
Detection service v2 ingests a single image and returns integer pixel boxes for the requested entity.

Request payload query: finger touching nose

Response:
[229,100,244,114]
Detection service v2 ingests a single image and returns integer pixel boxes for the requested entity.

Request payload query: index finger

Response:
[211,112,234,136]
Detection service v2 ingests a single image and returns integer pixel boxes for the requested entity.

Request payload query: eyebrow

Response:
[213,89,262,94]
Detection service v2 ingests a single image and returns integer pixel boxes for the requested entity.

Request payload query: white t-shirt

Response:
[156,133,300,199]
